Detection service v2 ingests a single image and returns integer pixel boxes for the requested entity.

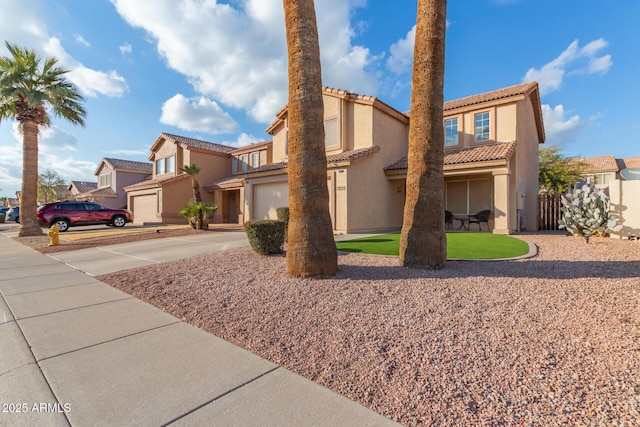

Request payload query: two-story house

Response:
[124,133,234,224]
[207,82,544,234]
[68,158,152,208]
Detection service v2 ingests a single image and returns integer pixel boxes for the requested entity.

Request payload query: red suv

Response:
[37,201,133,232]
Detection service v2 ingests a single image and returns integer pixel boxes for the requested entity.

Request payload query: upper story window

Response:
[324,118,338,148]
[474,112,490,142]
[241,154,248,172]
[98,173,112,188]
[156,155,175,175]
[444,118,459,147]
[232,157,238,175]
[251,152,259,168]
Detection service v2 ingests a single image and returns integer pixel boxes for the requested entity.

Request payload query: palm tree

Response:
[283,0,337,277]
[0,42,86,237]
[179,163,210,229]
[399,0,448,269]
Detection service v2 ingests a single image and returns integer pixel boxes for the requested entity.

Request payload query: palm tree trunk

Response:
[283,0,337,277]
[399,0,447,269]
[19,121,44,236]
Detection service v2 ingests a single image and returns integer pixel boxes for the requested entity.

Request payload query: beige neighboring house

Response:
[124,133,234,224]
[207,82,544,234]
[69,158,152,209]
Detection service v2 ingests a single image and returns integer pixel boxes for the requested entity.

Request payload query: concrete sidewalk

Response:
[0,234,398,426]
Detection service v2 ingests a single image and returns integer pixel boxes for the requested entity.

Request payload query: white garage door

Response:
[131,194,157,224]
[253,182,288,220]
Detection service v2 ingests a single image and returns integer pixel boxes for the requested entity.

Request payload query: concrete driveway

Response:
[49,231,250,276]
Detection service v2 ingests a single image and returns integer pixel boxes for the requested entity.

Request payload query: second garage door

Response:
[253,182,288,220]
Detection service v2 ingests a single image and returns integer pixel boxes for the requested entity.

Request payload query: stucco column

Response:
[213,190,223,224]
[492,171,511,234]
[243,182,251,222]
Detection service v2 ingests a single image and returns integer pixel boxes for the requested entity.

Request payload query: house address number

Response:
[336,186,346,191]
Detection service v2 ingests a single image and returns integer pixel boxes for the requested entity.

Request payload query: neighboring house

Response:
[124,133,234,224]
[206,82,544,234]
[68,158,152,209]
[575,155,619,187]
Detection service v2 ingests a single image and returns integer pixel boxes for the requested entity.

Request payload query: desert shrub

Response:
[276,206,289,242]
[244,219,285,255]
[558,177,621,243]
[179,201,217,230]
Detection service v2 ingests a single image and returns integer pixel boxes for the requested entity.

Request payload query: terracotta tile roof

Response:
[384,141,517,171]
[443,82,539,112]
[159,133,235,154]
[618,157,640,169]
[574,155,618,173]
[103,158,152,173]
[87,187,117,197]
[69,181,97,193]
[240,146,381,176]
[123,173,189,191]
[204,176,245,190]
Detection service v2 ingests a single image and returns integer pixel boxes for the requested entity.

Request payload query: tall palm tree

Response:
[0,42,86,237]
[180,163,202,202]
[179,163,209,229]
[282,0,337,277]
[399,0,448,269]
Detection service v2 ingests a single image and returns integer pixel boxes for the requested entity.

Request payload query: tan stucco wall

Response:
[516,98,542,231]
[609,179,640,238]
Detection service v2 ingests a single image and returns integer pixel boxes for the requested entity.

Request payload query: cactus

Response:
[558,177,622,243]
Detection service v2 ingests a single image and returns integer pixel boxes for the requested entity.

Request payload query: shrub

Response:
[558,177,622,243]
[179,201,217,230]
[276,206,289,242]
[244,219,285,255]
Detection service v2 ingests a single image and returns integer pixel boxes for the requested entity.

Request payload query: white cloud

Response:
[541,104,586,145]
[160,94,239,134]
[119,42,132,55]
[74,34,91,47]
[106,149,150,157]
[221,133,264,148]
[386,25,416,75]
[0,0,129,99]
[523,38,612,95]
[111,0,378,123]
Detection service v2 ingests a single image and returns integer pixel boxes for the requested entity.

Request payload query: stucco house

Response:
[69,158,152,209]
[124,133,234,224]
[206,82,545,234]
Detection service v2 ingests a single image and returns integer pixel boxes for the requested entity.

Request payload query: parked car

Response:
[6,206,19,222]
[37,201,133,232]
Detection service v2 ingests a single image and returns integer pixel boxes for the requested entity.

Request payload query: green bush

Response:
[179,201,217,230]
[276,206,289,242]
[244,219,285,255]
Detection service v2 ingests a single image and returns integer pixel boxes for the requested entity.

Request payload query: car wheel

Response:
[112,215,126,228]
[53,218,70,232]
[15,216,19,223]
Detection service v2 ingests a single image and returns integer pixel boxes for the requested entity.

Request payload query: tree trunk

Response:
[399,0,447,269]
[283,0,337,277]
[19,121,44,236]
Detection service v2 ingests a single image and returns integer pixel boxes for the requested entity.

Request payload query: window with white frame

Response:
[592,173,613,185]
[444,118,459,147]
[98,173,112,188]
[446,179,492,215]
[474,111,490,142]
[232,157,238,174]
[324,118,338,148]
[241,154,248,172]
[251,152,259,168]
[155,155,175,175]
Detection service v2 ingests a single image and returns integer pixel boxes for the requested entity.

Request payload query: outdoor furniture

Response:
[468,210,491,231]
[445,210,453,230]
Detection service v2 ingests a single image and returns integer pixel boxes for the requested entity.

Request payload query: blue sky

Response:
[1,0,638,198]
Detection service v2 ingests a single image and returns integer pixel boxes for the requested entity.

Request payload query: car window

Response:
[85,203,101,211]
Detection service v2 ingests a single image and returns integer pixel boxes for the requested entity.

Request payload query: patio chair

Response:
[468,210,491,231]
[445,210,453,230]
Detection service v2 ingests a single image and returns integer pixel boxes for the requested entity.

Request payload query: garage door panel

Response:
[131,194,157,224]
[253,183,288,220]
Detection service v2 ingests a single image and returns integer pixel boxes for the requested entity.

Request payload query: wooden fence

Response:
[538,194,562,230]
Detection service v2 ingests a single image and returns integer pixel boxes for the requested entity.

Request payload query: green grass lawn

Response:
[336,232,530,259]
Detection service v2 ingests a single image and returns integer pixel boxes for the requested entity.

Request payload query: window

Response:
[593,173,612,185]
[232,157,238,174]
[241,154,248,172]
[324,118,338,148]
[474,112,490,142]
[155,155,175,175]
[446,179,492,214]
[98,173,112,188]
[251,152,259,168]
[444,118,459,147]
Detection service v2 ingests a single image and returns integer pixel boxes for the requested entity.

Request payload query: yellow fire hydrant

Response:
[48,224,60,246]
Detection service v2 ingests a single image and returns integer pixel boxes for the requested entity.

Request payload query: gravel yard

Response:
[97,233,640,426]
